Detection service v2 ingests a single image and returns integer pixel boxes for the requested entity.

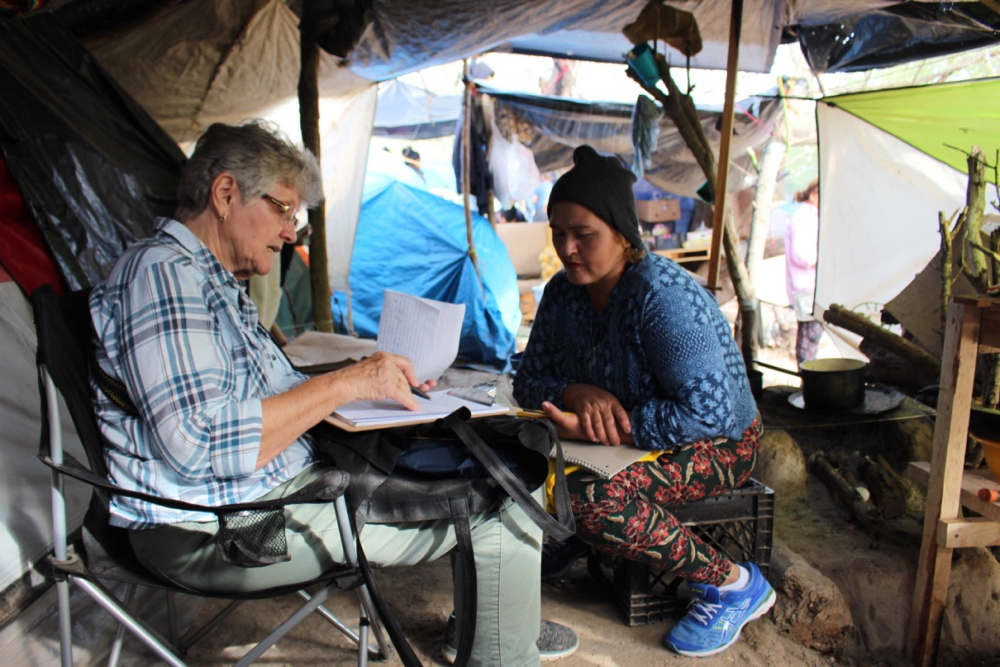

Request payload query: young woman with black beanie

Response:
[513,145,774,658]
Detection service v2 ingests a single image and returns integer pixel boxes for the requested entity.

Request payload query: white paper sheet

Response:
[375,290,465,381]
[330,389,508,429]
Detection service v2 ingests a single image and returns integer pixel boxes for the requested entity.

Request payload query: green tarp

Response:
[824,77,1000,174]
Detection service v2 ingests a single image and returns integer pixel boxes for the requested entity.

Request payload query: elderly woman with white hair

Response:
[89,120,566,665]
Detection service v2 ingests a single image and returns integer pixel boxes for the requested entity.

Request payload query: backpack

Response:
[311,407,574,667]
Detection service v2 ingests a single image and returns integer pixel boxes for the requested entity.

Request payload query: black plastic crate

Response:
[587,478,774,627]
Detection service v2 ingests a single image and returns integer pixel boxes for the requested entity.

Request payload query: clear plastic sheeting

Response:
[0,14,184,290]
[373,79,462,140]
[346,0,786,79]
[482,88,782,199]
[793,2,1000,74]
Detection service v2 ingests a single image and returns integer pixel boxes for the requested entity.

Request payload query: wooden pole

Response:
[706,0,743,292]
[461,60,483,291]
[299,14,333,333]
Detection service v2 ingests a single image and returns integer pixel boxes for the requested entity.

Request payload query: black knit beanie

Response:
[547,145,644,250]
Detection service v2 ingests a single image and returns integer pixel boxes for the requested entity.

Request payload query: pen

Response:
[515,408,575,419]
[410,385,431,400]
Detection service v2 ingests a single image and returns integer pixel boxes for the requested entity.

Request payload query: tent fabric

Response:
[345,0,783,78]
[0,13,184,290]
[373,79,462,140]
[821,78,1000,175]
[482,88,783,199]
[792,2,1000,74]
[333,181,520,370]
[83,0,373,145]
[0,157,65,296]
[814,92,999,325]
[0,282,89,594]
[318,85,379,296]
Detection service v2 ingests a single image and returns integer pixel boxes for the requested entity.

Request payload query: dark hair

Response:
[175,120,322,221]
[795,179,819,204]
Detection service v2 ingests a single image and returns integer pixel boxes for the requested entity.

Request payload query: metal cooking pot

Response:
[754,358,868,410]
[799,358,868,409]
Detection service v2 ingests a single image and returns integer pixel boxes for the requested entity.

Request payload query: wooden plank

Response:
[953,294,1000,308]
[937,517,1000,548]
[654,248,710,264]
[978,305,1000,353]
[706,0,742,291]
[908,463,1000,522]
[907,301,981,666]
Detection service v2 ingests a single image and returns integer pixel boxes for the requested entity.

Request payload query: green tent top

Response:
[824,77,1000,174]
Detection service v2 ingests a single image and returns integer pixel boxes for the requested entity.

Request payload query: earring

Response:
[220,212,228,223]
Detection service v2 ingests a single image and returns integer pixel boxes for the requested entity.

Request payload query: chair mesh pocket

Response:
[217,508,291,567]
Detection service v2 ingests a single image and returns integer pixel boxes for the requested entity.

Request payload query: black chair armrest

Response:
[40,452,348,517]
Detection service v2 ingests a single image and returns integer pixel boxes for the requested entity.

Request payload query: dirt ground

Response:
[7,308,999,666]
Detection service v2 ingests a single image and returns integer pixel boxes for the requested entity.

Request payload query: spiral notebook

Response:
[552,439,655,478]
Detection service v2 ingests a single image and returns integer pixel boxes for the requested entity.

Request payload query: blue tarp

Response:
[332,181,520,371]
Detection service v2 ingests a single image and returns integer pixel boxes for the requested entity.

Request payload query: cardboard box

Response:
[636,198,681,223]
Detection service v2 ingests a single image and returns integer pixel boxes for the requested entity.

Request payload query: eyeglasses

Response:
[261,193,300,228]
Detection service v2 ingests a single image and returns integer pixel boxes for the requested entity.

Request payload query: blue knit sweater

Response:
[512,253,757,449]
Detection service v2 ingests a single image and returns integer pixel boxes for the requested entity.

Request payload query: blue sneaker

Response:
[664,562,776,657]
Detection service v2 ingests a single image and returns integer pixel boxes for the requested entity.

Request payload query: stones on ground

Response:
[769,543,853,654]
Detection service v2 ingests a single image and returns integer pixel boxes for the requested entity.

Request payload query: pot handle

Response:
[753,359,801,378]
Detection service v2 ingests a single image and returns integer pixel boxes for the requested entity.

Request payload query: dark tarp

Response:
[332,181,519,370]
[792,2,1000,74]
[0,13,183,290]
[38,1,1000,87]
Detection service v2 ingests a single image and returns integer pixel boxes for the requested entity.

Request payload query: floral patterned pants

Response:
[796,320,824,365]
[566,416,762,586]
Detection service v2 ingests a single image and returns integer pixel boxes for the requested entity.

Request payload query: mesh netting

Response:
[217,508,290,567]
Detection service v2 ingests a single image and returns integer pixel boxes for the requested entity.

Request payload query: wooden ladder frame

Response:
[907,295,1000,666]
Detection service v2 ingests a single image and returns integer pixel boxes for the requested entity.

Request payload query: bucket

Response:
[626,43,660,86]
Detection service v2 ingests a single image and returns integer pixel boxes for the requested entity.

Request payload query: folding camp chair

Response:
[32,284,393,666]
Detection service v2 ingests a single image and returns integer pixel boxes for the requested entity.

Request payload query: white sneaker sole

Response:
[442,638,580,663]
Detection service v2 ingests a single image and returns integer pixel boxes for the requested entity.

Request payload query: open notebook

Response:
[553,440,657,478]
[326,389,509,432]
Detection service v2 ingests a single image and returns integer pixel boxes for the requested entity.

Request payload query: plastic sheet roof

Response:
[22,1,994,144]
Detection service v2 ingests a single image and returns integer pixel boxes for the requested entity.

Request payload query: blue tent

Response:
[333,180,520,370]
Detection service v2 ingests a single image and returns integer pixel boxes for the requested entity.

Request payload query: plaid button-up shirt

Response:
[90,218,314,529]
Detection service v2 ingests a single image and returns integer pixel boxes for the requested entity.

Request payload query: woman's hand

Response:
[552,383,633,445]
[332,351,435,411]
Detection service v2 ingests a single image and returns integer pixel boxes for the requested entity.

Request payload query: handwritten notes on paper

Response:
[375,290,465,382]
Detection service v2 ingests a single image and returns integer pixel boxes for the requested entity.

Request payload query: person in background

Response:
[499,205,527,223]
[89,120,572,666]
[402,146,425,183]
[530,173,555,222]
[513,145,774,658]
[785,179,822,365]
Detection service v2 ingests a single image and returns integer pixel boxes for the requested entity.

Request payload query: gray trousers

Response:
[129,465,543,666]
